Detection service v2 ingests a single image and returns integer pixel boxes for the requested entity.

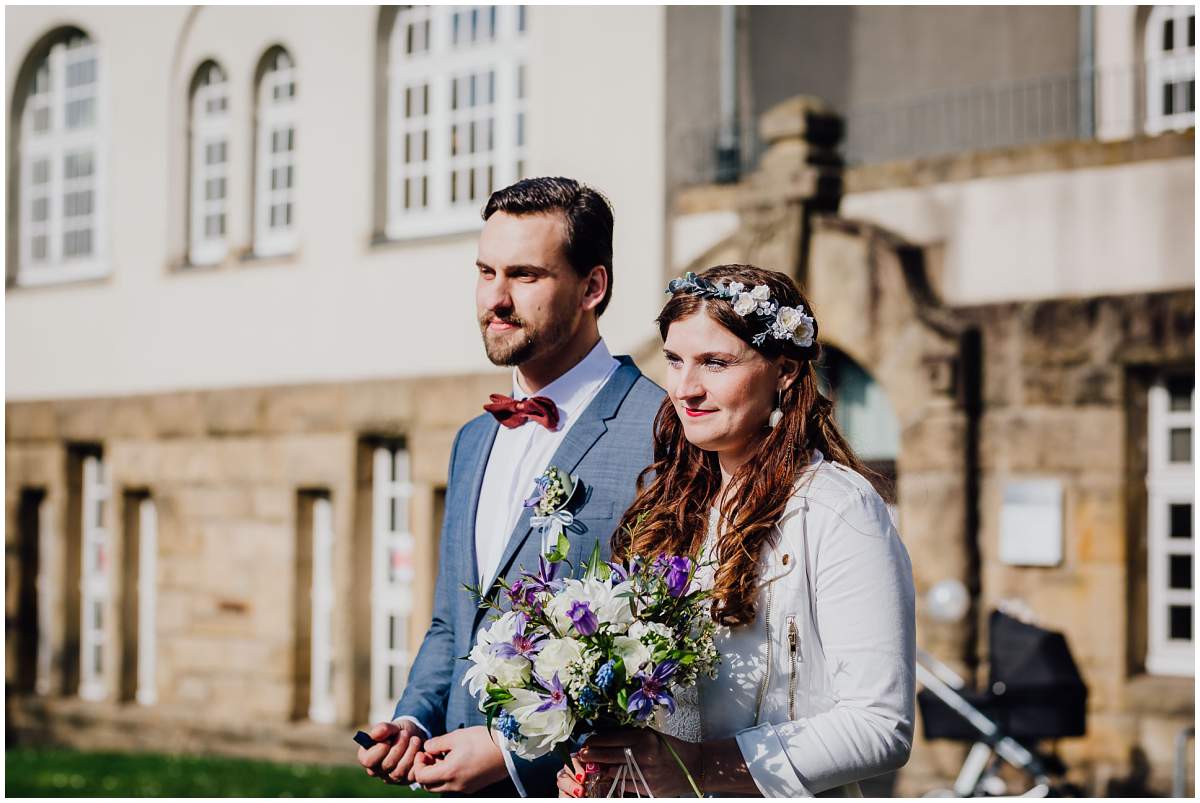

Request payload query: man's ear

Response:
[581,265,608,313]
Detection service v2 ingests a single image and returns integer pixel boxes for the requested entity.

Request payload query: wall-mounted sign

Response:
[999,479,1064,567]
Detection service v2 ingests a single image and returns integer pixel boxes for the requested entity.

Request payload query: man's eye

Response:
[664,355,681,366]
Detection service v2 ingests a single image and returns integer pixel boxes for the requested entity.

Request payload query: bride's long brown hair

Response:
[613,265,884,626]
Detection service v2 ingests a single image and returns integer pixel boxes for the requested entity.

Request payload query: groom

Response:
[356,177,664,796]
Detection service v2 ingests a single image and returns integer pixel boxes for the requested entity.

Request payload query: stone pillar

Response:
[732,96,844,279]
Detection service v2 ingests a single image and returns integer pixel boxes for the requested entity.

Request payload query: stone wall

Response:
[6,368,507,749]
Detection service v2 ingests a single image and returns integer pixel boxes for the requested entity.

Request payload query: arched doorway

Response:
[816,346,901,509]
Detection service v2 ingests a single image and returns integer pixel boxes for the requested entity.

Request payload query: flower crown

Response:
[666,272,815,348]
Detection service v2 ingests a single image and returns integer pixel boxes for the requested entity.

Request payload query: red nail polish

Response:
[585,762,598,773]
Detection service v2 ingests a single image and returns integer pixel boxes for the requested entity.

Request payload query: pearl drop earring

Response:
[769,389,784,429]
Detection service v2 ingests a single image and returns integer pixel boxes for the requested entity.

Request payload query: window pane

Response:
[32,106,50,133]
[1169,428,1191,463]
[1189,15,1195,48]
[1189,80,1196,114]
[31,235,47,260]
[32,160,50,185]
[32,197,49,222]
[1164,18,1175,51]
[1169,604,1192,641]
[1164,82,1175,116]
[92,644,103,675]
[1169,554,1192,590]
[1172,504,1193,539]
[518,5,527,33]
[93,599,104,630]
[1168,377,1194,411]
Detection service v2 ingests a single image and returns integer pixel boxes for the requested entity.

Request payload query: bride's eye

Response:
[704,359,728,370]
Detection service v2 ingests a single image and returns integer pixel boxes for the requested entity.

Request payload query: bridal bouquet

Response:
[463,469,718,775]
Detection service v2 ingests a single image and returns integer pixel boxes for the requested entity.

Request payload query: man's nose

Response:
[480,275,513,314]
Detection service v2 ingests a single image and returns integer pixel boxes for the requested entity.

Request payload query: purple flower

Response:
[626,660,679,721]
[506,579,537,608]
[523,475,551,509]
[490,614,545,660]
[524,555,564,594]
[607,561,629,584]
[567,600,599,636]
[533,672,569,713]
[664,556,693,598]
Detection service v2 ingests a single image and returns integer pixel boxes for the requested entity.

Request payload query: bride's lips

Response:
[683,407,715,418]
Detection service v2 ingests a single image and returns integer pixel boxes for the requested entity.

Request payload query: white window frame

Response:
[1145,5,1195,134]
[136,497,158,705]
[385,5,528,240]
[1146,378,1195,676]
[189,62,231,266]
[370,446,416,724]
[80,455,110,701]
[254,49,298,257]
[309,496,336,723]
[16,33,108,287]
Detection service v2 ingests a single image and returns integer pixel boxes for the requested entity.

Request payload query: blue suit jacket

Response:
[395,355,664,796]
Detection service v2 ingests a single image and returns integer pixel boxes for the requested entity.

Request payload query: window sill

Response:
[10,262,112,290]
[169,246,298,274]
[1125,673,1194,716]
[370,226,480,251]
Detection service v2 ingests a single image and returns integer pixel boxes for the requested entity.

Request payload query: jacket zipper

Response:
[786,615,800,721]
[754,580,774,724]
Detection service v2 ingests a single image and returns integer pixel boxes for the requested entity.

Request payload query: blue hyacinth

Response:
[578,687,601,708]
[595,660,616,691]
[496,711,522,741]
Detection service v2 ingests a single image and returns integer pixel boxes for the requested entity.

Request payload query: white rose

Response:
[750,284,771,302]
[727,281,745,296]
[791,314,815,347]
[776,306,802,332]
[534,636,585,683]
[546,578,635,635]
[733,292,757,316]
[503,688,577,760]
[462,641,531,699]
[611,635,651,674]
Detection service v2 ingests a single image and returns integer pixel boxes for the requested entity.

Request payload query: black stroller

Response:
[917,610,1087,797]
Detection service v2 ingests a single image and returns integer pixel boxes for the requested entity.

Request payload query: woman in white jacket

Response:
[558,265,915,797]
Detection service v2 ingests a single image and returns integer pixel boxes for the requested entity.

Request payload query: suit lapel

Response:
[461,417,500,590]
[477,357,643,617]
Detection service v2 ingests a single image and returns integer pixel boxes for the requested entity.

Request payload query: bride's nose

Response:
[675,364,705,401]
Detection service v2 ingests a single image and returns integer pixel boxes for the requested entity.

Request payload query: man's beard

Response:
[479,309,575,367]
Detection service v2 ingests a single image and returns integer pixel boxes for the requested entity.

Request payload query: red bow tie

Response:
[484,394,560,430]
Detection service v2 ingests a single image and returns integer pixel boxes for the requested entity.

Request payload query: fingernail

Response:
[575,786,583,797]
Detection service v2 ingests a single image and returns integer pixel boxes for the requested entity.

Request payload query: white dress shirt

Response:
[474,338,620,588]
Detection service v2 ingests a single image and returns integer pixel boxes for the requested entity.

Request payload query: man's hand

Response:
[410,725,511,794]
[356,720,425,785]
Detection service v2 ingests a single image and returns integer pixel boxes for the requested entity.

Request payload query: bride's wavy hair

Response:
[612,265,884,626]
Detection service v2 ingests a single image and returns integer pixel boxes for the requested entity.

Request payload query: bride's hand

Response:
[556,753,591,798]
[579,729,702,798]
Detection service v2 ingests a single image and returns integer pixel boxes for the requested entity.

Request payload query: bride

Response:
[557,265,915,797]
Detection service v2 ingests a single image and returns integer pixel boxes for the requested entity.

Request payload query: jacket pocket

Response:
[786,614,802,721]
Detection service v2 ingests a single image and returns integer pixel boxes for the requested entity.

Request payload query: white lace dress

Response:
[655,509,767,746]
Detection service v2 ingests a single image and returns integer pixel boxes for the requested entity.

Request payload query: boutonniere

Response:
[523,465,587,552]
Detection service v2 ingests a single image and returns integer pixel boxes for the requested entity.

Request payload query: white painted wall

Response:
[840,157,1194,306]
[5,6,666,400]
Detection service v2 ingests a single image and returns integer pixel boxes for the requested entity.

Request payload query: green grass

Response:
[5,747,433,797]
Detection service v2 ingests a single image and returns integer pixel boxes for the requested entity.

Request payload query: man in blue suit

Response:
[356,177,664,796]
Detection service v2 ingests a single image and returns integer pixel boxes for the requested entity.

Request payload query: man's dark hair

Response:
[483,177,615,316]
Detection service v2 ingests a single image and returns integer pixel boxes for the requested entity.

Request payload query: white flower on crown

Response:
[776,305,815,347]
[750,285,772,302]
[727,281,745,296]
[733,292,758,316]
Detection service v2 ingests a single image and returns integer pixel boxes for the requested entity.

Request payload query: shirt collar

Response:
[511,339,616,422]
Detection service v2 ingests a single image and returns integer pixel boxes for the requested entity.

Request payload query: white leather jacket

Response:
[719,451,917,797]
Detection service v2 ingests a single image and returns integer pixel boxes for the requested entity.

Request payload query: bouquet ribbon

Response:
[531,509,575,550]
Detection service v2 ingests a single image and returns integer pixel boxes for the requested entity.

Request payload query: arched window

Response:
[188,61,231,266]
[14,29,105,286]
[253,47,297,257]
[383,5,528,239]
[1145,5,1195,134]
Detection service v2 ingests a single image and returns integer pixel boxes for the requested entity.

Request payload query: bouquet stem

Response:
[656,732,703,798]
